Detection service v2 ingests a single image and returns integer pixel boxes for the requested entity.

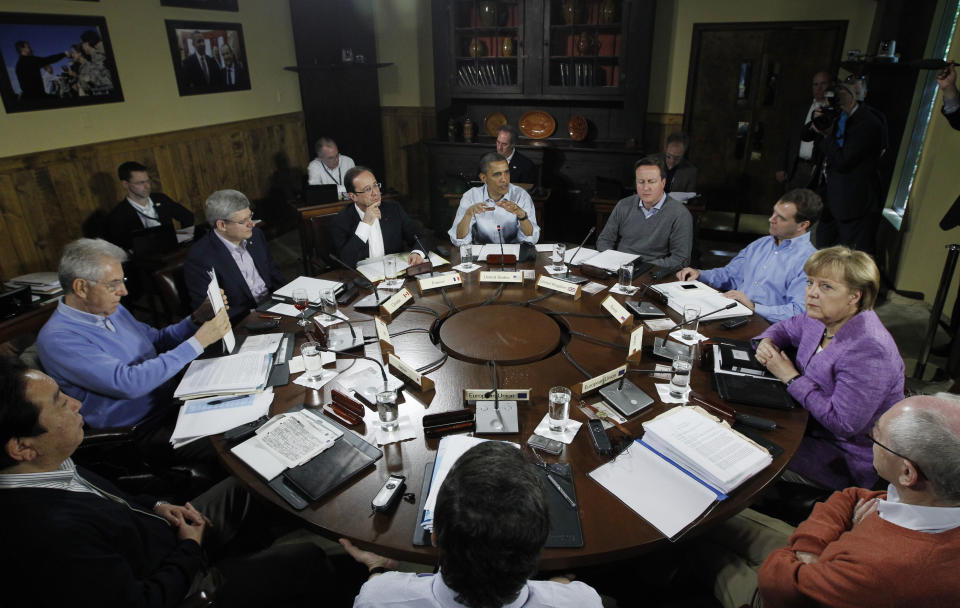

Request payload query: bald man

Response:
[777,71,831,190]
[698,395,960,608]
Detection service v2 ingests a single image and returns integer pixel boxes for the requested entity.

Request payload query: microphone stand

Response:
[476,359,518,433]
[497,225,505,271]
[330,253,384,308]
[414,235,433,277]
[334,350,390,393]
[666,301,738,333]
[561,227,596,284]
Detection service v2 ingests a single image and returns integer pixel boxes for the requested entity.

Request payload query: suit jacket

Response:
[778,101,819,180]
[105,193,194,250]
[221,62,249,88]
[818,106,884,221]
[508,151,537,185]
[945,105,960,131]
[331,201,430,268]
[660,156,698,193]
[184,227,285,322]
[181,52,223,88]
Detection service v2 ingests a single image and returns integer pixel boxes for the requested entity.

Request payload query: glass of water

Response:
[460,244,475,270]
[319,288,338,317]
[670,350,693,400]
[548,386,572,433]
[553,243,566,272]
[300,341,334,388]
[383,257,397,282]
[618,263,635,294]
[376,390,399,433]
[682,305,701,341]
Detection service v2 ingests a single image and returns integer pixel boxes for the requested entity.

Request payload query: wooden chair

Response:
[298,201,350,275]
[153,262,192,325]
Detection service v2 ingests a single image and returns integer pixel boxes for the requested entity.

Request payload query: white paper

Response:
[238,333,284,354]
[582,249,639,271]
[589,441,719,538]
[535,243,555,253]
[645,318,677,332]
[375,416,417,445]
[206,270,235,353]
[581,281,608,295]
[174,352,272,399]
[564,247,599,264]
[654,382,690,404]
[578,401,626,430]
[356,252,450,282]
[170,389,273,443]
[267,302,305,318]
[452,263,481,273]
[176,226,196,243]
[476,243,521,259]
[654,281,752,320]
[230,410,341,479]
[544,264,569,275]
[522,269,536,280]
[333,365,404,402]
[272,276,344,304]
[668,329,708,345]
[533,414,583,444]
[671,192,698,202]
[609,283,639,296]
[313,310,349,328]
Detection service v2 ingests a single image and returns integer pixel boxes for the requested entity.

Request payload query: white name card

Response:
[480,271,524,284]
[627,325,644,362]
[380,287,414,317]
[388,352,435,391]
[574,364,627,396]
[374,316,393,356]
[536,275,582,299]
[418,272,462,293]
[463,388,531,401]
[601,295,633,327]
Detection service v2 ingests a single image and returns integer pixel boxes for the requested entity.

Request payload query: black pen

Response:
[207,395,248,406]
[547,472,577,509]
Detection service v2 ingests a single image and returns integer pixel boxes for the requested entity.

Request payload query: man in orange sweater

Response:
[701,395,960,607]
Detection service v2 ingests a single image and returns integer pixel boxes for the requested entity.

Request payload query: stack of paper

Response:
[653,280,752,320]
[421,435,496,531]
[231,409,343,480]
[170,389,274,447]
[7,272,62,296]
[580,249,639,271]
[356,252,450,282]
[564,247,600,264]
[173,352,273,400]
[273,276,344,305]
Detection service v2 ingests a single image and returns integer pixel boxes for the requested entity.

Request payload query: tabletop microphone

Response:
[565,226,595,277]
[666,301,738,332]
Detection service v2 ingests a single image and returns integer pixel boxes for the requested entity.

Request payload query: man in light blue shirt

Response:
[676,188,822,322]
[339,442,602,608]
[448,152,540,246]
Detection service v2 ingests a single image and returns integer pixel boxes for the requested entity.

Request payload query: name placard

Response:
[418,272,462,293]
[480,271,524,284]
[601,295,633,327]
[388,352,435,391]
[463,388,531,402]
[374,316,393,357]
[535,275,582,299]
[573,364,627,396]
[627,325,644,363]
[380,287,414,317]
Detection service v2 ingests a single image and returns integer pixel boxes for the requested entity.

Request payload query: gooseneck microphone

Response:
[565,226,596,281]
[666,301,738,332]
[329,253,374,290]
[497,225,505,271]
[334,350,390,391]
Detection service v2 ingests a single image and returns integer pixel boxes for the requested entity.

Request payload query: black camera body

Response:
[812,94,842,131]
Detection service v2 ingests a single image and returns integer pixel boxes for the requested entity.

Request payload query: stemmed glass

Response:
[292,288,310,327]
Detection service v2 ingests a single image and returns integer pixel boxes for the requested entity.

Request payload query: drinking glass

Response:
[300,341,334,388]
[383,257,397,282]
[292,288,310,327]
[376,390,399,432]
[460,244,475,270]
[682,305,701,341]
[670,350,693,400]
[618,263,635,294]
[553,243,566,272]
[548,386,572,432]
[320,288,338,317]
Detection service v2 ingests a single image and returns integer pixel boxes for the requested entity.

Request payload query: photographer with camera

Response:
[803,83,884,253]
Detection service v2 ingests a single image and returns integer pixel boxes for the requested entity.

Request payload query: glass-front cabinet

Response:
[544,0,625,96]
[452,0,524,94]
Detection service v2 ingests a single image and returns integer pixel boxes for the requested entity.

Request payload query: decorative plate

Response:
[484,111,508,136]
[568,115,588,141]
[518,110,556,139]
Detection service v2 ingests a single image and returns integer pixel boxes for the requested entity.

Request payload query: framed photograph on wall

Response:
[160,0,239,10]
[0,12,123,113]
[165,19,249,96]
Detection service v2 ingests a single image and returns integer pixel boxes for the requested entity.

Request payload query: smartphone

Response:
[527,433,563,455]
[722,316,750,330]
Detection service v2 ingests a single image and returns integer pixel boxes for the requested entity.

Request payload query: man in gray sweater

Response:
[596,155,693,270]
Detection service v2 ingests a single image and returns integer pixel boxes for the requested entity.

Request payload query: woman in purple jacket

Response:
[754,246,904,490]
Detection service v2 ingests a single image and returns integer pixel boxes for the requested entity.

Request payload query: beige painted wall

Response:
[647,0,878,114]
[372,0,434,107]
[0,0,301,158]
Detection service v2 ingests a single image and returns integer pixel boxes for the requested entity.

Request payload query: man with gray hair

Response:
[307,136,355,196]
[697,395,960,607]
[36,238,230,460]
[184,189,285,323]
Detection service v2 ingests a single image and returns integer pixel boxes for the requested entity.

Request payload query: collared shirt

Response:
[0,458,101,495]
[213,230,269,302]
[353,204,386,259]
[354,570,602,608]
[448,183,540,246]
[879,484,960,534]
[306,154,356,194]
[944,96,960,116]
[638,193,667,219]
[799,99,824,160]
[698,232,815,323]
[127,197,161,229]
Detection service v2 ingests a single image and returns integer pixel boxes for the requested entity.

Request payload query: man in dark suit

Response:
[184,190,285,322]
[658,132,698,193]
[105,161,194,251]
[331,166,430,268]
[219,42,248,88]
[14,41,66,101]
[777,71,830,190]
[181,31,222,89]
[805,83,884,253]
[496,124,537,185]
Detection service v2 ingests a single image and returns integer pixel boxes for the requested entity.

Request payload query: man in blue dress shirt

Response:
[37,238,231,462]
[448,152,540,246]
[676,188,822,322]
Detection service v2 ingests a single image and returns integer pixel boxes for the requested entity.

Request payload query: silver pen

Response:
[546,472,577,509]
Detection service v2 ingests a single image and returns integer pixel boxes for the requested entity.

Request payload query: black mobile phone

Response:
[527,434,563,455]
[722,317,750,330]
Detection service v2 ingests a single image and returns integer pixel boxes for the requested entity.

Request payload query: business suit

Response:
[221,61,249,88]
[659,155,698,193]
[778,102,822,189]
[105,193,195,250]
[331,201,430,268]
[184,227,285,322]
[181,52,223,89]
[508,151,537,185]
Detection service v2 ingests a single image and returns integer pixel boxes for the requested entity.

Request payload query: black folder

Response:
[714,372,797,411]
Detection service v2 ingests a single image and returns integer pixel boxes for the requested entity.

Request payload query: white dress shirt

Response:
[353,204,386,259]
[879,484,960,534]
[127,197,162,229]
[447,183,540,246]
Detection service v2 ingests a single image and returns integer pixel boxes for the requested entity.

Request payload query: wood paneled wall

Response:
[0,112,309,279]
[381,106,436,219]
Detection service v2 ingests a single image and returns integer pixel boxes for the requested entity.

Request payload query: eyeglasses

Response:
[90,277,127,294]
[355,182,382,195]
[224,214,254,225]
[867,428,925,479]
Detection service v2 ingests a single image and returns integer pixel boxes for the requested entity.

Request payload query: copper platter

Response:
[484,111,508,136]
[568,115,588,141]
[518,110,556,139]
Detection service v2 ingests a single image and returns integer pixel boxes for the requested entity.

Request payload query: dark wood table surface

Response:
[213,253,808,570]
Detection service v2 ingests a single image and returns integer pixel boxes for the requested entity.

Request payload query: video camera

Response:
[812,90,842,131]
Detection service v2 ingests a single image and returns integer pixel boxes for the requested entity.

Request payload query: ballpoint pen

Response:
[547,472,577,509]
[207,395,248,406]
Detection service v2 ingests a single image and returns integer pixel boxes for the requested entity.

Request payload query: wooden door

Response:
[684,21,846,216]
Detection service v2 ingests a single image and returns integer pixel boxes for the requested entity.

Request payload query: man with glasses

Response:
[657,132,697,193]
[105,161,195,251]
[36,238,231,464]
[332,166,430,268]
[696,395,960,607]
[185,189,286,322]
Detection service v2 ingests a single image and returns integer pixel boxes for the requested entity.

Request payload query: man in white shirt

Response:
[105,161,195,251]
[307,136,356,196]
[777,71,830,190]
[448,152,540,246]
[331,167,429,268]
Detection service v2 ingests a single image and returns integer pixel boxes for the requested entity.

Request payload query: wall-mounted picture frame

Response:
[0,12,123,113]
[165,19,249,96]
[160,0,239,12]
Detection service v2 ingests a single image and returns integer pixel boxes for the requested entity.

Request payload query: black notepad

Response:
[714,373,797,411]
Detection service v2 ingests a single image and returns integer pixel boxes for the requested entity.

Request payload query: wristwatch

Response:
[516,213,528,222]
[785,375,801,387]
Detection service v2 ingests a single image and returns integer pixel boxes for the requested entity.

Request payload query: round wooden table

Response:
[214,253,808,570]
